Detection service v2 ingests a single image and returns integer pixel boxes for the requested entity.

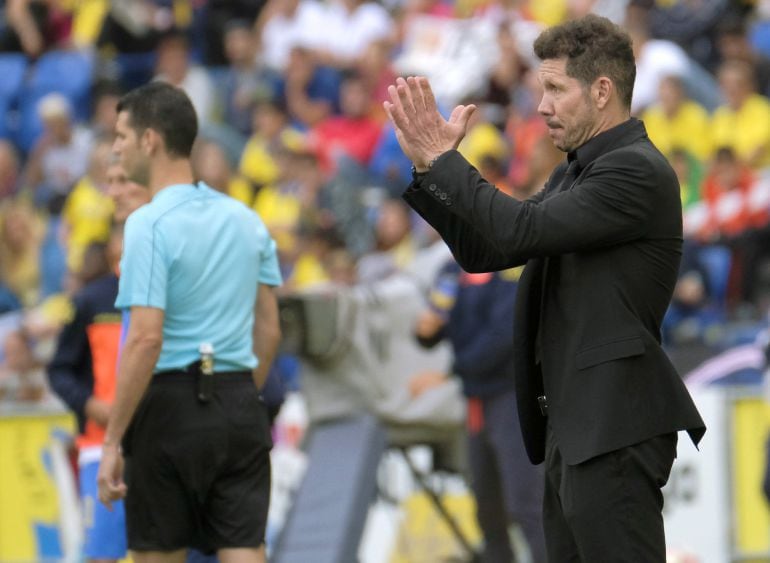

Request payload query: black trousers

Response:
[543,425,677,562]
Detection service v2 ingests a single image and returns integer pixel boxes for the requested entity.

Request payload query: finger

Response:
[457,104,478,129]
[407,76,426,112]
[98,487,113,510]
[395,77,416,120]
[417,76,439,115]
[396,76,414,107]
[448,105,465,125]
[384,92,409,131]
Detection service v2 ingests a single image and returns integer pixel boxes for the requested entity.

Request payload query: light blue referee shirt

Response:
[116,182,282,372]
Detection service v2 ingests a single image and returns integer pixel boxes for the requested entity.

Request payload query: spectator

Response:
[192,139,252,200]
[252,143,322,271]
[505,68,549,192]
[198,0,265,66]
[716,16,770,97]
[23,93,93,207]
[61,140,115,274]
[701,147,770,309]
[285,224,346,290]
[154,30,218,126]
[411,258,547,563]
[0,329,47,402]
[626,11,691,115]
[90,81,123,139]
[0,0,70,57]
[0,198,44,307]
[356,39,397,116]
[47,230,126,563]
[221,19,280,137]
[315,0,395,70]
[97,0,180,54]
[357,198,417,282]
[104,155,148,224]
[711,59,770,168]
[662,240,715,344]
[309,71,383,173]
[700,147,757,241]
[256,0,328,73]
[0,140,21,198]
[641,74,712,162]
[669,147,705,211]
[282,45,342,128]
[457,103,509,172]
[239,96,305,201]
[512,133,563,199]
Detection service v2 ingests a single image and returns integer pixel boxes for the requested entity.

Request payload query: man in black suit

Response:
[383,14,706,562]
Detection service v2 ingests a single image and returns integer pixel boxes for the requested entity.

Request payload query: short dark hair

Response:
[116,81,198,158]
[533,14,636,109]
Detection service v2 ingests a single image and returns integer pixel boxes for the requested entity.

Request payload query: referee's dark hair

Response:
[116,82,198,158]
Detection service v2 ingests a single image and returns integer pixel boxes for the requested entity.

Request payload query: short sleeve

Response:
[115,212,169,310]
[258,235,283,287]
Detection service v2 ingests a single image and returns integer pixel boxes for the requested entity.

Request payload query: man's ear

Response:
[593,76,613,110]
[141,128,159,156]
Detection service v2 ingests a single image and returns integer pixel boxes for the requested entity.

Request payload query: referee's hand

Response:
[97,443,128,510]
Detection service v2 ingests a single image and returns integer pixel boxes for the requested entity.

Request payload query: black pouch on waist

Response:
[188,360,214,403]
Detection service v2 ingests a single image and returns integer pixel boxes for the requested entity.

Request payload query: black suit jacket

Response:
[404,119,706,465]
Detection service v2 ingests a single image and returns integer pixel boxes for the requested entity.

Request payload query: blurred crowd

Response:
[0,0,769,409]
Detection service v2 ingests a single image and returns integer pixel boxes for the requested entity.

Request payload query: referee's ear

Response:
[141,127,163,157]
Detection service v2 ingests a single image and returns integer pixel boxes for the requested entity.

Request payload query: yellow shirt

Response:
[239,128,306,188]
[252,185,302,253]
[0,202,44,307]
[239,137,280,189]
[62,176,114,272]
[458,123,509,171]
[227,176,256,207]
[642,100,712,162]
[711,94,770,167]
[290,253,330,289]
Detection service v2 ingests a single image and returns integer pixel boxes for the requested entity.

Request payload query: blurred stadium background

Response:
[2,0,770,561]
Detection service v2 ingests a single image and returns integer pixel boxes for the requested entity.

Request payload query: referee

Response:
[98,81,282,563]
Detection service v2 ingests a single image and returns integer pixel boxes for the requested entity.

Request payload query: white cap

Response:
[37,93,72,121]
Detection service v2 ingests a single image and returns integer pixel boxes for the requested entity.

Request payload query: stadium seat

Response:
[0,54,28,139]
[16,50,94,152]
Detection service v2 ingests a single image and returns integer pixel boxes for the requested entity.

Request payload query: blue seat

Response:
[28,50,94,118]
[0,54,28,102]
[0,54,28,140]
[16,50,94,152]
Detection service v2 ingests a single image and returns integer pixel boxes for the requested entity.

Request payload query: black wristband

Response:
[411,165,428,181]
[410,154,441,181]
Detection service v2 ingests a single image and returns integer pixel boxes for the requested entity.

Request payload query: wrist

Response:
[413,153,444,175]
[103,441,122,452]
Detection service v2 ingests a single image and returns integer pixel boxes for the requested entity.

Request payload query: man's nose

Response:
[537,95,552,116]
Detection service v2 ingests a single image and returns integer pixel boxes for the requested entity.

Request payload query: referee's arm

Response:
[98,306,163,508]
[252,283,281,389]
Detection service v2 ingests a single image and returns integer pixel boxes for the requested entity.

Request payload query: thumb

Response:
[457,104,477,131]
[448,104,477,126]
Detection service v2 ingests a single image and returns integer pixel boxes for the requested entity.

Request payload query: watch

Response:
[410,155,441,180]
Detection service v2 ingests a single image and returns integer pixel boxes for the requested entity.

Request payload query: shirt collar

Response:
[570,118,645,171]
[152,182,202,204]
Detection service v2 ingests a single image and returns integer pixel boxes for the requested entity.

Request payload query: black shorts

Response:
[123,371,272,554]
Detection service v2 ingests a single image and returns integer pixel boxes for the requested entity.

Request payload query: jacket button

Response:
[428,184,437,192]
[446,197,452,205]
[439,193,447,200]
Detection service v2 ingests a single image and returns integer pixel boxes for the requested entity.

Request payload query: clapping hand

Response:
[383,76,476,172]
